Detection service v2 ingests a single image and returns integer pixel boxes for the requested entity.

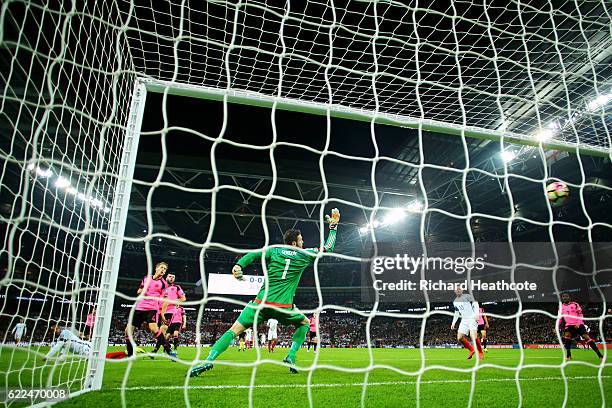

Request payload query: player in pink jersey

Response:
[476,307,489,353]
[306,312,319,353]
[557,293,602,361]
[166,306,186,352]
[85,311,96,340]
[153,273,186,354]
[160,273,186,323]
[124,262,174,357]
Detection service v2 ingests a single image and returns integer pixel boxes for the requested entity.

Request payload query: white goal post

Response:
[85,83,147,390]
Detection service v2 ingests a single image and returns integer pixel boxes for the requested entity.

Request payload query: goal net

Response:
[0,0,610,406]
[0,0,137,401]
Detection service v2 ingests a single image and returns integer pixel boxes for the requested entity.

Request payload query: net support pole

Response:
[84,81,147,390]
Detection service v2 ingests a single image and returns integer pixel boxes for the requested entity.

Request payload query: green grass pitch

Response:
[1,346,610,407]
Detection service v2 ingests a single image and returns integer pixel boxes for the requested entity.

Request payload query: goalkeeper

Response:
[190,208,340,376]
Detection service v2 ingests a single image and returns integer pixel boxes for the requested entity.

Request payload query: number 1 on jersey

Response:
[282,259,291,279]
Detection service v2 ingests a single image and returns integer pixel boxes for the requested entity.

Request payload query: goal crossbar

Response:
[142,78,610,158]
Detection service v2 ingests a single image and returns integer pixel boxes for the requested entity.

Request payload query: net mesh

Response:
[1,0,135,397]
[125,0,611,151]
[0,0,610,406]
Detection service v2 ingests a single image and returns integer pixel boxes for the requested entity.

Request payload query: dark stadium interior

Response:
[117,90,612,292]
[2,90,612,347]
[0,0,611,351]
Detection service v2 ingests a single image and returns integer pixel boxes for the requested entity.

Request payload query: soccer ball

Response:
[546,181,570,205]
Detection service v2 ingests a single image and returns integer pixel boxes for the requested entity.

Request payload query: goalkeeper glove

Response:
[232,265,244,281]
[325,208,340,230]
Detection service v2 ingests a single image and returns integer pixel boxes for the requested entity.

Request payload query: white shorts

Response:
[267,332,277,340]
[458,319,478,336]
[72,342,91,357]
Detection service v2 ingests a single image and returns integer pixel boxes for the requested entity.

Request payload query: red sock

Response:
[461,338,475,352]
[268,341,271,352]
[106,351,127,359]
[475,338,483,353]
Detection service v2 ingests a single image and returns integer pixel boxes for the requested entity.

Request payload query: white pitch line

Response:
[136,356,566,363]
[114,375,610,391]
[290,356,565,362]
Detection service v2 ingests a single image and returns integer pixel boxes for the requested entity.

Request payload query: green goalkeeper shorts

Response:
[237,301,307,328]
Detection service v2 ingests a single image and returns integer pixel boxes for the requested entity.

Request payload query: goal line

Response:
[115,375,611,391]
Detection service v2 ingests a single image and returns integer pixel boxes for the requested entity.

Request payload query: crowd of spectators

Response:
[4,302,609,349]
[103,303,610,348]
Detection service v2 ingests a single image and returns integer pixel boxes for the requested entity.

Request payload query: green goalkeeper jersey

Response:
[236,230,337,307]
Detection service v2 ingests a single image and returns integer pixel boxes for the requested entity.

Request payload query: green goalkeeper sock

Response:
[206,330,236,361]
[287,324,309,361]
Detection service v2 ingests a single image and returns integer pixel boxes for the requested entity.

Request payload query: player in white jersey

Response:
[245,328,253,349]
[43,326,91,361]
[11,319,27,344]
[450,288,484,360]
[260,333,266,348]
[267,318,279,353]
